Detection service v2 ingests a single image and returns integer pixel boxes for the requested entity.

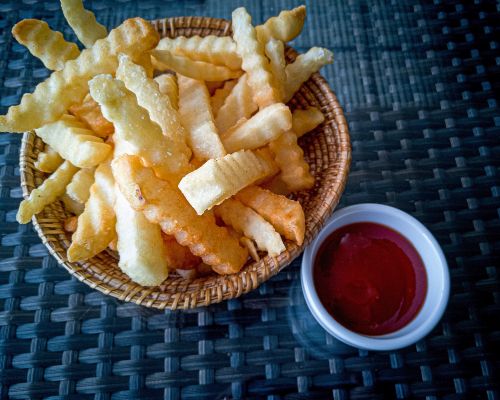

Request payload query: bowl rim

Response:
[19,15,352,310]
[301,203,450,351]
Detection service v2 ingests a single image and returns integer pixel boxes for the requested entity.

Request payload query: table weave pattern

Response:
[0,0,499,399]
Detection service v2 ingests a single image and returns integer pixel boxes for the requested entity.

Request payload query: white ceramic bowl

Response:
[301,203,450,351]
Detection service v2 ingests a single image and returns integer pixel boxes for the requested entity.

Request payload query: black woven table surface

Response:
[1,0,499,399]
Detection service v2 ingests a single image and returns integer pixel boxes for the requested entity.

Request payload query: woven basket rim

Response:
[19,16,351,310]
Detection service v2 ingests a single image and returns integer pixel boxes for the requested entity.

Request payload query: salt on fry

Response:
[155,74,178,110]
[0,17,159,133]
[232,7,279,109]
[269,130,315,191]
[256,5,306,44]
[284,47,334,102]
[152,50,242,81]
[178,149,277,215]
[177,75,226,161]
[17,160,79,224]
[34,146,63,173]
[156,35,241,70]
[89,74,191,183]
[214,74,258,134]
[215,198,285,257]
[68,94,114,138]
[210,79,237,118]
[265,39,286,101]
[292,106,325,138]
[113,155,248,275]
[60,0,107,48]
[116,54,191,160]
[67,161,117,262]
[12,19,80,71]
[66,167,95,204]
[35,115,112,168]
[236,186,305,245]
[221,103,292,152]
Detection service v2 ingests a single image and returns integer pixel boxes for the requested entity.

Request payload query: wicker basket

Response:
[19,16,351,309]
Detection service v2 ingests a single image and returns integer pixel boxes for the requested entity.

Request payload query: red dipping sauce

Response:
[313,222,427,335]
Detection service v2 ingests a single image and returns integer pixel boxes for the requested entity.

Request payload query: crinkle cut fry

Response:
[61,0,108,48]
[12,19,80,71]
[113,155,248,275]
[0,17,159,133]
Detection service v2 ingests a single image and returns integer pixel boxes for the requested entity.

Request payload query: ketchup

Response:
[313,222,427,335]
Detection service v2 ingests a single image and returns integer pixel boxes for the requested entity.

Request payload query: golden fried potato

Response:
[17,161,79,224]
[236,186,305,245]
[113,155,248,275]
[89,74,191,183]
[162,234,201,270]
[34,146,63,173]
[152,50,242,81]
[0,17,159,133]
[64,215,78,233]
[60,0,107,48]
[269,130,315,191]
[292,107,325,137]
[154,74,178,110]
[284,47,334,102]
[265,39,286,101]
[221,103,292,152]
[256,5,306,44]
[232,7,279,109]
[240,236,260,262]
[66,167,95,203]
[177,75,226,161]
[116,54,191,160]
[67,161,116,262]
[156,35,241,70]
[134,51,154,78]
[12,19,80,71]
[61,193,85,215]
[68,94,114,138]
[178,149,278,215]
[35,115,112,168]
[215,198,285,257]
[214,74,258,134]
[210,79,237,118]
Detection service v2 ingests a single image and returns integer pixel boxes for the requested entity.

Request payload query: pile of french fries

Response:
[0,1,332,286]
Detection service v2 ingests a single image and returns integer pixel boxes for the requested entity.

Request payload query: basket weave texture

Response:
[19,16,351,309]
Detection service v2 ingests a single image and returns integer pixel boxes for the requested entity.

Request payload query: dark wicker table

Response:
[0,0,499,399]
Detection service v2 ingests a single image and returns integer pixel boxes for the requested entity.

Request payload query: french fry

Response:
[221,103,292,152]
[236,186,305,245]
[35,115,112,168]
[177,75,226,161]
[0,17,159,133]
[116,54,191,160]
[60,0,108,48]
[66,167,95,203]
[114,187,169,285]
[215,199,285,257]
[178,149,277,215]
[108,237,117,252]
[214,74,258,134]
[232,7,279,109]
[68,94,114,138]
[61,193,85,215]
[162,234,201,270]
[113,155,248,275]
[134,51,154,78]
[89,74,191,183]
[205,81,225,95]
[210,79,237,117]
[34,146,63,173]
[256,6,306,44]
[67,161,117,262]
[17,160,79,224]
[284,47,334,102]
[12,19,80,71]
[265,39,286,101]
[152,50,242,81]
[155,74,178,110]
[64,215,78,233]
[292,106,325,138]
[261,175,291,196]
[156,35,241,70]
[269,130,315,191]
[240,236,260,262]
